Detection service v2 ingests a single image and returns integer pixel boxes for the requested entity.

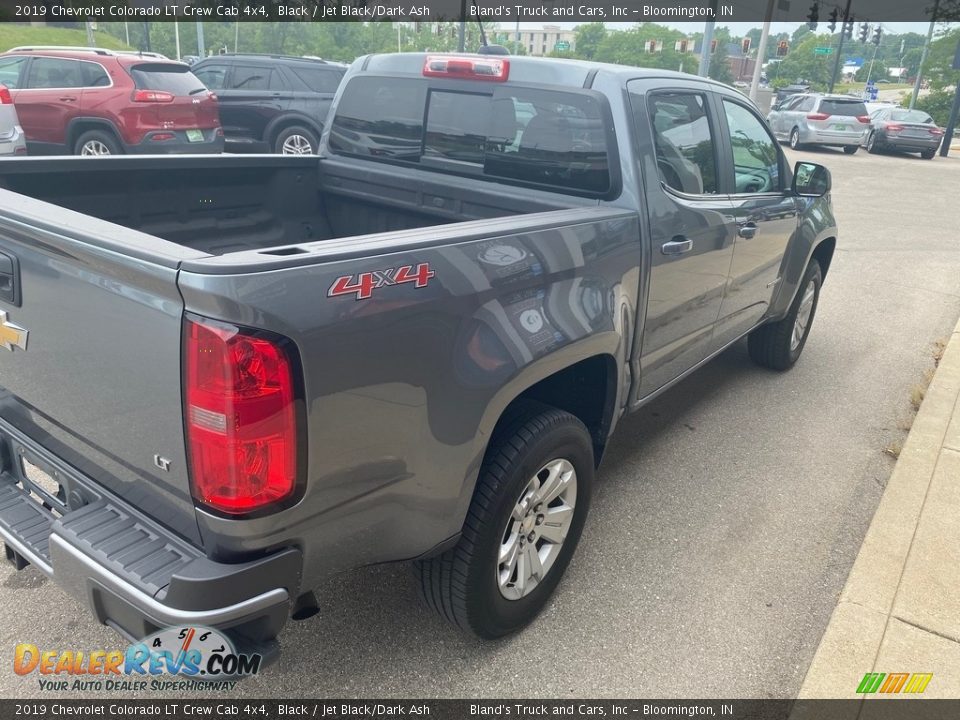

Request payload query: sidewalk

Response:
[798,315,960,701]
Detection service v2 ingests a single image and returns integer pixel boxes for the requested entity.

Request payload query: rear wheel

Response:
[789,127,803,150]
[866,132,879,154]
[920,149,936,160]
[74,129,121,156]
[748,259,822,371]
[274,125,318,155]
[843,145,859,155]
[414,402,593,638]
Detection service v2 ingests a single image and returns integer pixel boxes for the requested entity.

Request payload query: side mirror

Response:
[792,161,831,197]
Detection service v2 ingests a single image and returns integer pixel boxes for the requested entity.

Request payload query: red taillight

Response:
[930,127,945,136]
[133,89,175,103]
[423,55,509,82]
[185,316,300,515]
[806,112,830,121]
[0,85,11,105]
[886,123,904,132]
[857,115,871,124]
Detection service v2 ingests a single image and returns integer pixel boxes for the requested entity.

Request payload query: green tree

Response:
[916,87,957,125]
[792,26,812,44]
[775,32,837,90]
[708,41,734,84]
[575,23,607,61]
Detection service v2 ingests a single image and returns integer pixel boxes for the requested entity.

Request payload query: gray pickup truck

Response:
[0,53,836,656]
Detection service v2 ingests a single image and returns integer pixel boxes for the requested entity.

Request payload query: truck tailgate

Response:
[0,191,201,544]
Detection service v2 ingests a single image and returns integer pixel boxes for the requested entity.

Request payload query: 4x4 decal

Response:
[327,263,435,300]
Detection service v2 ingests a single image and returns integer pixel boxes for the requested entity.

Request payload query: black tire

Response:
[414,401,593,638]
[789,127,803,150]
[748,259,823,371]
[920,149,936,160]
[843,145,859,155]
[273,125,319,155]
[73,129,122,156]
[866,132,880,154]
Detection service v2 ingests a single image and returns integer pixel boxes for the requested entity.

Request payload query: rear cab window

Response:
[130,63,206,96]
[328,75,616,197]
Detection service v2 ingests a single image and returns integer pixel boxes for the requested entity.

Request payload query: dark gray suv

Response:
[192,53,346,155]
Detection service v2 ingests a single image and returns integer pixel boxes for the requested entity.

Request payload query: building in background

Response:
[514,25,577,57]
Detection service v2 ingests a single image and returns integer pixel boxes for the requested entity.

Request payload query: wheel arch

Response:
[265,114,323,149]
[66,118,124,152]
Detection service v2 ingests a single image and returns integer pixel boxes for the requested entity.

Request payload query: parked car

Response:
[0,84,27,156]
[192,53,346,154]
[0,53,836,654]
[864,107,944,159]
[767,93,870,153]
[775,83,811,103]
[0,47,222,155]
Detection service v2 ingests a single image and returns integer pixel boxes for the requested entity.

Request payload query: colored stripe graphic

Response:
[880,673,909,693]
[857,673,885,693]
[903,673,933,694]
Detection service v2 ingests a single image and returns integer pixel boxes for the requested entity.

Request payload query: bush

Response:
[916,88,958,126]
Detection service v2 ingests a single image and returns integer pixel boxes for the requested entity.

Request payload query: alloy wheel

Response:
[281,134,314,155]
[497,458,577,600]
[791,279,816,352]
[80,140,112,156]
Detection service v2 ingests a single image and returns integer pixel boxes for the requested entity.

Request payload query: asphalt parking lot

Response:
[2,146,959,700]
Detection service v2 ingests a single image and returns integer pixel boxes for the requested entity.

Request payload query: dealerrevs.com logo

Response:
[14,626,261,692]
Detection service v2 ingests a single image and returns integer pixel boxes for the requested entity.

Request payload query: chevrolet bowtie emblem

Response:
[0,310,28,352]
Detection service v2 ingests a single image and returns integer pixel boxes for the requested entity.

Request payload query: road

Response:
[2,148,959,700]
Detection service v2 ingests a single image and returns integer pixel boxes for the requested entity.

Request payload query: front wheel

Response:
[414,402,593,638]
[866,132,879,154]
[748,259,822,371]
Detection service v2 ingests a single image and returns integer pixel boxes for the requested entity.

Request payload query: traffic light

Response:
[872,26,883,46]
[859,23,869,43]
[741,37,751,55]
[827,8,838,32]
[807,1,819,31]
[777,40,789,57]
[844,16,855,40]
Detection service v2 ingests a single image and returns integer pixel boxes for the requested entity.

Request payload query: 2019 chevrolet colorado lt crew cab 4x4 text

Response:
[0,53,836,657]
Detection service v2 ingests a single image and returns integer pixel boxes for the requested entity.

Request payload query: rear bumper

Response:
[800,127,868,146]
[0,125,27,156]
[0,418,297,654]
[126,129,224,155]
[878,135,942,151]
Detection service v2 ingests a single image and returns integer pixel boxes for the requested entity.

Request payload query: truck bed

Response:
[0,155,581,256]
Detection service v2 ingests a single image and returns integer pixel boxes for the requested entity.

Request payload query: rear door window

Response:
[81,62,110,87]
[290,66,343,93]
[130,64,206,96]
[644,92,718,195]
[228,65,281,91]
[819,99,868,117]
[26,57,85,89]
[329,76,613,196]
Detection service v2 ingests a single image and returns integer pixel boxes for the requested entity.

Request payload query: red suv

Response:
[0,47,223,155]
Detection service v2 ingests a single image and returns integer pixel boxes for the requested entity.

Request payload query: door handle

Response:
[59,96,77,102]
[737,222,758,239]
[661,237,693,256]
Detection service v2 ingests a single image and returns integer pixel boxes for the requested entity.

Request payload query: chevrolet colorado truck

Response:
[0,53,837,656]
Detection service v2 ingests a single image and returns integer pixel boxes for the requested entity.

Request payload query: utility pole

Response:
[910,0,939,110]
[457,0,466,52]
[196,22,205,57]
[828,0,853,93]
[698,0,718,77]
[940,38,960,157]
[749,0,774,102]
[174,21,181,60]
[85,21,95,48]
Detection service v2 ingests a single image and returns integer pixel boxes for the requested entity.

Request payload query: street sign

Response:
[555,40,570,51]
[814,47,834,55]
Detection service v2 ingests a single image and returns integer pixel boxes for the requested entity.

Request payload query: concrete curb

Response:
[796,314,960,701]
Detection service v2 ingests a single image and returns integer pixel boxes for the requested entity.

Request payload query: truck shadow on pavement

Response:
[246,340,763,691]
